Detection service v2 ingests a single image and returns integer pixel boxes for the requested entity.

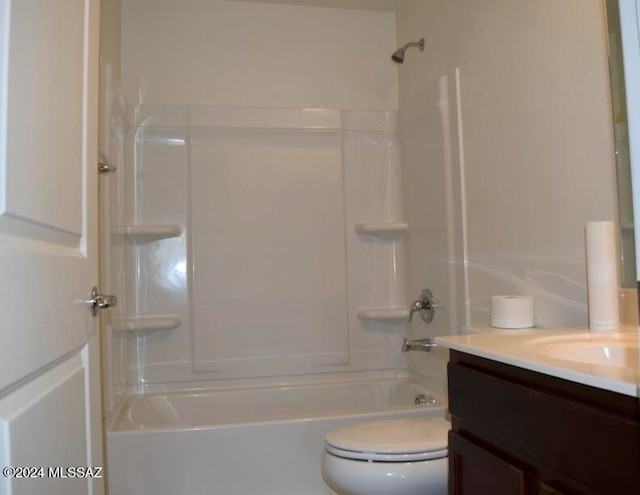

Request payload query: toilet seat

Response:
[324,417,449,463]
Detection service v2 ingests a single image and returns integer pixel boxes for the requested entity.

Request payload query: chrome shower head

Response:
[391,38,425,64]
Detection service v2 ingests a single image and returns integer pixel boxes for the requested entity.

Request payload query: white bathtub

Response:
[107,377,446,495]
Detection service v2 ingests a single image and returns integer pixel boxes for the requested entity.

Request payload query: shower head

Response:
[391,38,425,64]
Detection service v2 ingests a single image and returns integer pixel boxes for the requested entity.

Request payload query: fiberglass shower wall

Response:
[122,106,409,385]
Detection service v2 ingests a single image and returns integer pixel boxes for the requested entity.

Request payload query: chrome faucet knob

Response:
[408,289,436,323]
[408,300,424,321]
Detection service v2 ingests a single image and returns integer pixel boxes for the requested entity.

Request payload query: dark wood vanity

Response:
[447,350,640,494]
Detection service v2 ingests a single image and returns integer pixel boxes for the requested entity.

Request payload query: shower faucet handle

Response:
[409,289,437,323]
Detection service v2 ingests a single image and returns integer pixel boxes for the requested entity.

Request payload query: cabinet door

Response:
[449,432,527,495]
[538,483,565,495]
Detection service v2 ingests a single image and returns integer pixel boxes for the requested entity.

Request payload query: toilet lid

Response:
[325,417,449,462]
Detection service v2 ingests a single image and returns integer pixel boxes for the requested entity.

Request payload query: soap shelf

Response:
[354,222,408,237]
[112,314,182,332]
[116,224,183,244]
[356,307,409,322]
[354,222,409,322]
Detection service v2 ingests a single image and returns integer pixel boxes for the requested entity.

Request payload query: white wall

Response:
[118,0,618,393]
[397,0,617,385]
[100,0,121,103]
[121,0,398,110]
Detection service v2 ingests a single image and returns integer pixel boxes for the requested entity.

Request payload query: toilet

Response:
[321,417,450,495]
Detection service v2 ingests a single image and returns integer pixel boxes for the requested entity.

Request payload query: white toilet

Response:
[321,417,450,495]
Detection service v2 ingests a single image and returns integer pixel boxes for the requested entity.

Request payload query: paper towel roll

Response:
[586,221,619,331]
[490,295,534,329]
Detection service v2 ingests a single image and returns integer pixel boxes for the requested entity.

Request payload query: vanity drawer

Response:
[448,355,640,494]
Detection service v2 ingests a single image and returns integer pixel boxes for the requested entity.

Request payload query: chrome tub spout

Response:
[401,338,437,352]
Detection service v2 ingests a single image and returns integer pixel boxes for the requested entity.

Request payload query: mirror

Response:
[605,0,637,288]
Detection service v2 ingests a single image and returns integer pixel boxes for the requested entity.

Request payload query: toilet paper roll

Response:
[490,295,534,329]
[586,221,619,331]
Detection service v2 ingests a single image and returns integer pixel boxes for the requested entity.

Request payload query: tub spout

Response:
[401,338,437,352]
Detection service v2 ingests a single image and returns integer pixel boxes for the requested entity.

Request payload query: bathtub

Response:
[106,376,446,495]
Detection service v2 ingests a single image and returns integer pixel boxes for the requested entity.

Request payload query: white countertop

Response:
[435,328,640,397]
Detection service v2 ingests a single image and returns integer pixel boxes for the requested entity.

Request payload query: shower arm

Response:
[403,40,423,51]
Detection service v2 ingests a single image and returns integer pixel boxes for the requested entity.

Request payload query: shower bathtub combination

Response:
[103,105,448,494]
[106,375,445,495]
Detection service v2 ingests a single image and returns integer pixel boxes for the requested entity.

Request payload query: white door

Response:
[0,1,103,495]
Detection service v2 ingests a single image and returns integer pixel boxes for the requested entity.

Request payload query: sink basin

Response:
[525,333,639,368]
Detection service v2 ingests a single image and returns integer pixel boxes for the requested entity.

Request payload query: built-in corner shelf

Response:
[113,314,183,332]
[356,307,410,322]
[117,224,183,244]
[355,222,409,322]
[354,222,408,237]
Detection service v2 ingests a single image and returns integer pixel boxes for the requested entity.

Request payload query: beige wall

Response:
[121,0,399,109]
[397,0,617,386]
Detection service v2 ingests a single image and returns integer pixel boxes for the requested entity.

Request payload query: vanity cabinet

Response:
[447,350,640,494]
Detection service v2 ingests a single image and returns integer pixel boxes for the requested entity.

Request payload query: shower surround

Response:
[122,105,410,388]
